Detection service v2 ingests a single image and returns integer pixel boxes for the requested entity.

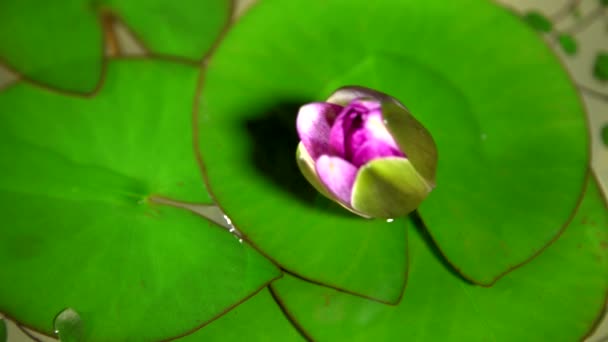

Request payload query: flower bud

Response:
[295,86,437,218]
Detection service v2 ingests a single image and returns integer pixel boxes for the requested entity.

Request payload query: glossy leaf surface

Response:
[0,0,229,92]
[272,179,608,341]
[199,0,588,286]
[177,288,305,342]
[0,60,280,341]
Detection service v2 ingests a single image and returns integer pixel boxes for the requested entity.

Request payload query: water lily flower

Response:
[296,86,437,218]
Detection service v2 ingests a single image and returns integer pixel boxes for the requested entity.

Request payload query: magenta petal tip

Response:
[296,102,343,160]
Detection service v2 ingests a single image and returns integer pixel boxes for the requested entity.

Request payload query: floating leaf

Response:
[522,11,553,32]
[0,60,280,341]
[199,0,588,287]
[602,124,608,147]
[594,52,608,81]
[177,289,306,342]
[54,308,82,342]
[558,33,577,55]
[600,0,608,7]
[271,179,608,341]
[0,0,230,93]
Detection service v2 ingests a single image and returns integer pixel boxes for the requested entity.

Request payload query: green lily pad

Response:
[271,178,608,341]
[177,288,306,342]
[198,0,588,287]
[602,124,608,147]
[0,0,230,93]
[0,60,280,341]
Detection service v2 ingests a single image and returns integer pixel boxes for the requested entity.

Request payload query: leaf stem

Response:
[578,84,608,100]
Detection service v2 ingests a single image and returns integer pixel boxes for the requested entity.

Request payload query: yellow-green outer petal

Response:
[352,157,431,218]
[381,100,438,186]
[326,86,392,106]
[296,143,333,199]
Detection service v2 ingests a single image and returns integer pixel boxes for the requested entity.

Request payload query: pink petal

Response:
[296,102,343,160]
[362,108,401,151]
[316,155,358,206]
[351,140,404,167]
[329,102,366,158]
[329,99,385,160]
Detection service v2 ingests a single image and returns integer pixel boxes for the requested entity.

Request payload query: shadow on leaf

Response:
[244,100,351,218]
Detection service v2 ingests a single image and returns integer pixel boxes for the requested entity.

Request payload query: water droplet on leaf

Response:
[54,308,83,342]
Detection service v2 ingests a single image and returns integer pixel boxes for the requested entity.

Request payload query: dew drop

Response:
[386,218,394,223]
[53,308,82,342]
[223,214,244,241]
[223,215,232,226]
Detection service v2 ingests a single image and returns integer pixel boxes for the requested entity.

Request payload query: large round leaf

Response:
[271,177,608,341]
[177,288,306,342]
[0,59,280,341]
[198,0,588,285]
[0,0,230,93]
